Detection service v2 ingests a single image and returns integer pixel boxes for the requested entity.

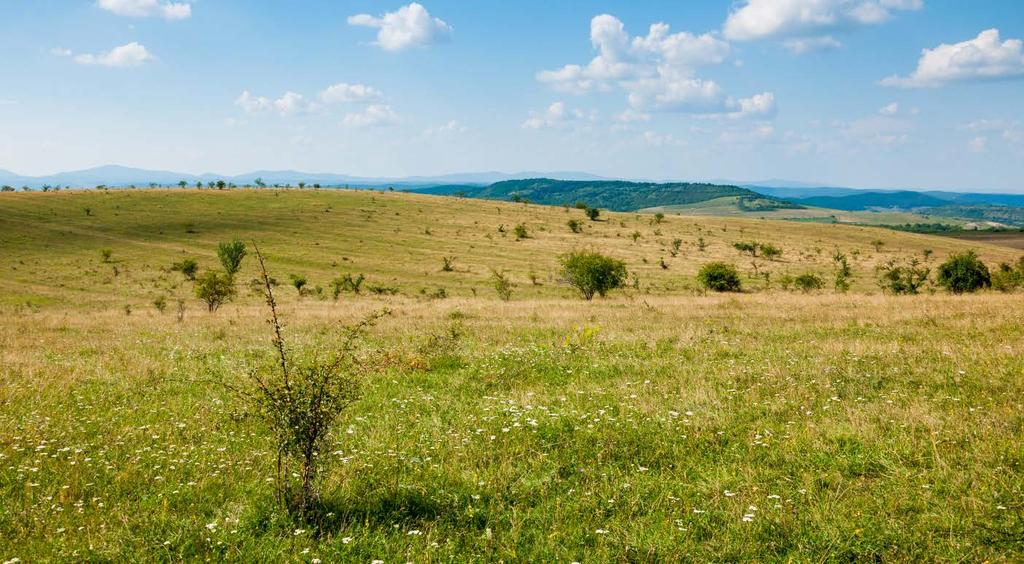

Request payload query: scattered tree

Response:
[585,207,600,221]
[491,269,514,301]
[877,258,930,295]
[560,250,628,300]
[195,271,236,311]
[936,250,990,294]
[697,262,742,292]
[217,239,247,279]
[793,273,824,293]
[833,251,852,293]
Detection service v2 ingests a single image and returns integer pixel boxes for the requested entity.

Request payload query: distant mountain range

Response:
[0,165,607,189]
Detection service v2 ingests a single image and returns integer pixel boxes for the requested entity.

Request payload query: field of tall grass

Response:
[2,189,1023,560]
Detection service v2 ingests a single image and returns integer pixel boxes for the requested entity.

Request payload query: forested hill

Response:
[416,178,798,212]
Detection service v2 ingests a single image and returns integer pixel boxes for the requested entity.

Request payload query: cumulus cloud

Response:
[878,102,899,115]
[522,102,592,130]
[96,0,191,20]
[235,91,316,116]
[962,119,1023,145]
[538,14,745,114]
[343,104,399,127]
[724,0,922,43]
[725,92,777,119]
[73,42,154,67]
[881,29,1024,87]
[319,83,383,104]
[347,3,452,52]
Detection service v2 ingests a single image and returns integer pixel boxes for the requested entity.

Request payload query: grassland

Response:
[2,188,1024,561]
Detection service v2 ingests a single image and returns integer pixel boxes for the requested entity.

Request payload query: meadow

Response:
[2,188,1023,561]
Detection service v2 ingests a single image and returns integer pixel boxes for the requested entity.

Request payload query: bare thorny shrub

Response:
[233,243,389,523]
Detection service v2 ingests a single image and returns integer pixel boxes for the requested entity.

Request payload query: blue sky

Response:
[0,1,1022,190]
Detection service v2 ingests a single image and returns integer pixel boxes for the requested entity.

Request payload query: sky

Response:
[0,0,1022,191]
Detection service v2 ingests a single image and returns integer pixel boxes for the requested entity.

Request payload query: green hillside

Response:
[419,178,802,212]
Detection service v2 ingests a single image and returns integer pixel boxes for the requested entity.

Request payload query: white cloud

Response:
[726,91,777,119]
[724,0,922,42]
[73,42,154,67]
[878,102,899,115]
[783,36,842,54]
[968,136,988,153]
[96,0,191,20]
[881,29,1024,88]
[537,14,740,114]
[235,91,316,116]
[963,119,1023,145]
[522,101,592,130]
[343,104,399,127]
[51,47,73,57]
[347,3,451,52]
[235,91,271,113]
[319,83,383,104]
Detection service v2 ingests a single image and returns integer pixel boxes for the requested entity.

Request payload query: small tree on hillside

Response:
[171,257,200,280]
[217,240,247,279]
[936,250,990,294]
[877,258,930,295]
[195,271,236,311]
[567,219,583,233]
[585,207,601,221]
[560,250,627,300]
[697,262,742,292]
[491,269,514,301]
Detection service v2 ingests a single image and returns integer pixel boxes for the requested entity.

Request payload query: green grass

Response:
[1,188,1023,561]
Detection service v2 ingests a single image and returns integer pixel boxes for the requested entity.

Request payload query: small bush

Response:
[441,256,456,272]
[153,295,167,313]
[877,258,930,295]
[290,274,308,294]
[567,219,582,233]
[195,271,236,311]
[331,273,365,298]
[217,240,247,279]
[491,269,514,301]
[513,224,529,240]
[793,273,824,293]
[936,250,990,294]
[833,251,852,293]
[760,243,782,260]
[171,257,199,280]
[991,259,1024,292]
[585,207,600,221]
[733,241,758,256]
[560,250,628,300]
[697,262,742,292]
[100,248,113,263]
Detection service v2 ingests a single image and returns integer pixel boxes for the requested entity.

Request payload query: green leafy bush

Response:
[171,257,199,280]
[697,262,742,292]
[195,271,236,311]
[877,258,930,295]
[793,273,824,293]
[936,250,990,294]
[217,240,247,279]
[560,250,628,300]
[491,269,514,301]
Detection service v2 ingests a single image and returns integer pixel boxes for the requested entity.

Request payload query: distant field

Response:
[641,196,967,227]
[948,230,1024,250]
[2,189,1023,561]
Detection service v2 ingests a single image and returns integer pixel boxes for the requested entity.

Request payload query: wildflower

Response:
[205,522,217,531]
[342,537,353,544]
[595,529,609,534]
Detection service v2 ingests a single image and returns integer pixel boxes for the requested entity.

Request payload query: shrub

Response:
[241,245,388,521]
[195,271,236,311]
[331,273,365,298]
[733,241,758,256]
[652,212,665,224]
[670,238,682,257]
[760,243,782,260]
[877,258,930,295]
[171,257,199,280]
[100,248,113,263]
[513,224,529,240]
[585,207,600,221]
[290,274,308,294]
[217,240,247,279]
[833,251,852,293]
[560,250,628,300]
[697,262,742,292]
[567,219,582,233]
[991,259,1024,292]
[936,250,990,294]
[153,295,167,313]
[491,269,514,301]
[793,273,824,293]
[441,256,456,272]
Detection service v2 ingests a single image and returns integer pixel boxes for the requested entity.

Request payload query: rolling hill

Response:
[416,178,803,212]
